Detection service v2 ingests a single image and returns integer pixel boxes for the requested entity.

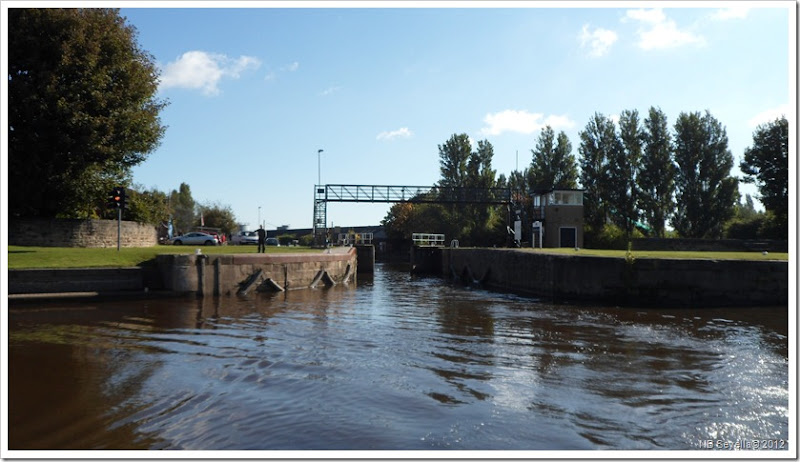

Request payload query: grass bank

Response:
[8,245,320,269]
[8,245,787,270]
[519,247,788,261]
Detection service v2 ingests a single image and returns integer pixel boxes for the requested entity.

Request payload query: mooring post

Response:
[213,257,221,296]
[196,254,207,297]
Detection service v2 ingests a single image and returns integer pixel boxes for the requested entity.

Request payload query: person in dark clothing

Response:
[257,225,266,253]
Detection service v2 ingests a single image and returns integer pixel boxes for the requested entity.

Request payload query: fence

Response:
[412,233,445,247]
[337,232,374,246]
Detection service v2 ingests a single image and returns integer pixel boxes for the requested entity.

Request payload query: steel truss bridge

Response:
[313,184,512,245]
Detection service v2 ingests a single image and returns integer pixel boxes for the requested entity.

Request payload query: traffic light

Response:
[108,187,126,209]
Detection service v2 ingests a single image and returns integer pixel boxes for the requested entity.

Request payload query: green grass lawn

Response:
[7,244,320,269]
[7,244,787,269]
[516,247,789,261]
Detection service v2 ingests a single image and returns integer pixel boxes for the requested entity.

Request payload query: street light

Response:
[317,149,324,186]
[258,206,261,228]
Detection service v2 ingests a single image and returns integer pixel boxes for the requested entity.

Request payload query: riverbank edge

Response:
[438,248,788,308]
[8,248,358,303]
[8,248,788,308]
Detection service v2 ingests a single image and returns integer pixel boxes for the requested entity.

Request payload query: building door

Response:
[532,221,543,248]
[559,227,576,248]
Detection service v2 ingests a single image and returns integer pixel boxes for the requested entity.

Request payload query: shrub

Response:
[277,233,295,246]
[584,223,644,250]
[299,233,314,247]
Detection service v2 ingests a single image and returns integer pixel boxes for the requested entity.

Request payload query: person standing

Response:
[257,225,266,253]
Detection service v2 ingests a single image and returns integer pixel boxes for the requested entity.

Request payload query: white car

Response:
[232,231,259,245]
[170,232,219,246]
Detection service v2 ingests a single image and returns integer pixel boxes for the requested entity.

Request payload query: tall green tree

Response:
[578,113,618,230]
[671,111,738,238]
[528,126,578,190]
[433,134,503,245]
[507,168,530,226]
[638,106,675,238]
[198,203,238,235]
[8,8,167,218]
[611,109,643,237]
[466,140,503,244]
[740,116,788,235]
[170,183,197,235]
[124,185,170,225]
[438,133,473,188]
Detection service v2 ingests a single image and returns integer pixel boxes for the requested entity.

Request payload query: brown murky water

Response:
[7,264,789,451]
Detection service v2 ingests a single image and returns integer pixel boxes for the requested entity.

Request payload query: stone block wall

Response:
[442,248,788,308]
[156,248,358,296]
[10,218,158,248]
[9,267,144,294]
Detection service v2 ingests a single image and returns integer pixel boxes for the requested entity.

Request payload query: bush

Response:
[277,233,295,246]
[724,216,766,239]
[724,212,787,240]
[758,212,788,239]
[584,223,644,250]
[299,233,314,247]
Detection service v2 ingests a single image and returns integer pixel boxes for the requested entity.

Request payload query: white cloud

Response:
[377,127,413,141]
[711,7,750,21]
[624,8,705,50]
[320,86,341,96]
[747,103,789,128]
[625,8,666,24]
[480,110,575,136]
[579,24,618,57]
[264,61,300,82]
[159,51,261,95]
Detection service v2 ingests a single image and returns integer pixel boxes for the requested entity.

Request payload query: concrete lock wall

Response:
[441,248,788,308]
[157,248,358,296]
[632,238,788,253]
[10,218,158,248]
[9,267,144,294]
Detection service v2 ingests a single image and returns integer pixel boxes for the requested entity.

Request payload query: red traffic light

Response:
[108,187,126,208]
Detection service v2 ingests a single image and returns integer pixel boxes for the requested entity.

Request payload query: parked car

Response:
[265,237,280,246]
[170,232,219,246]
[232,231,259,245]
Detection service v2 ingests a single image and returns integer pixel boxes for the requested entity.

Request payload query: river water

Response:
[7,264,790,452]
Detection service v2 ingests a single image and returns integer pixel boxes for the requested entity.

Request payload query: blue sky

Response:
[115,2,793,231]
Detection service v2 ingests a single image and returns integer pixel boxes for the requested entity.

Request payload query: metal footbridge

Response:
[313,184,512,245]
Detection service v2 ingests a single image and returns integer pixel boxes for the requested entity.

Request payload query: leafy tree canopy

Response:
[578,113,618,229]
[528,126,578,191]
[740,116,788,233]
[170,183,197,234]
[9,8,167,218]
[199,203,238,235]
[671,111,738,238]
[638,106,674,238]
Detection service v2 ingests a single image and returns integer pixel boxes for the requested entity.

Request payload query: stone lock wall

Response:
[9,218,158,248]
[441,248,788,308]
[156,248,358,297]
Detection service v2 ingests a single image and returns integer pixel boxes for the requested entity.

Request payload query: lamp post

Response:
[258,206,261,228]
[317,149,324,186]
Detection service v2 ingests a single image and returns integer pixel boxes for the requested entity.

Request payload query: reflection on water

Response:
[8,264,789,450]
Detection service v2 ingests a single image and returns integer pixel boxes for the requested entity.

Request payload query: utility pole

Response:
[117,207,122,251]
[317,149,324,186]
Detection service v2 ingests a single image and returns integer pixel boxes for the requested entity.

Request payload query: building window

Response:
[548,190,583,206]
